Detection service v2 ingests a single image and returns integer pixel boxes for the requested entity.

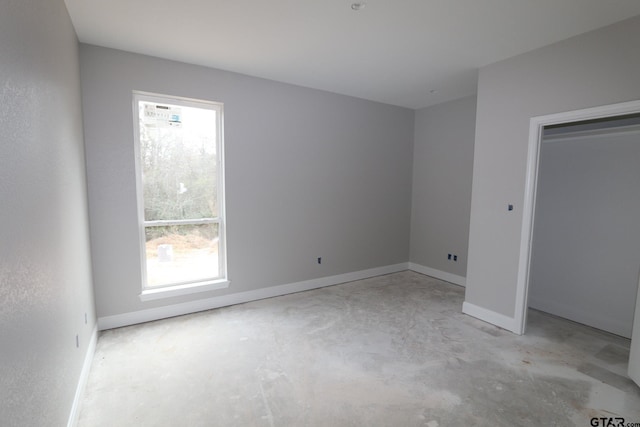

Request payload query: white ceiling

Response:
[64,0,640,109]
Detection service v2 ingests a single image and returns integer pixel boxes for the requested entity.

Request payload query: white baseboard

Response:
[67,324,98,427]
[462,301,518,334]
[408,262,466,287]
[98,263,410,330]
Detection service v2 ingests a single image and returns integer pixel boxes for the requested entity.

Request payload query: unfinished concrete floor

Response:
[78,271,640,426]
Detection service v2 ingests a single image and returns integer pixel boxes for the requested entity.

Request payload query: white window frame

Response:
[132,91,229,301]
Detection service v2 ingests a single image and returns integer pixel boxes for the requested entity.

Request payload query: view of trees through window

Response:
[136,96,222,288]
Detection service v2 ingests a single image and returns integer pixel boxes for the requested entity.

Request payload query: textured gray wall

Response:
[0,0,96,425]
[529,128,640,338]
[466,15,640,318]
[79,45,414,319]
[410,96,476,277]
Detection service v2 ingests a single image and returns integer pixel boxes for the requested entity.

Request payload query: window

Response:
[133,92,227,299]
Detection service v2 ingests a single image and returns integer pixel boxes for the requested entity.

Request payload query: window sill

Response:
[139,279,230,302]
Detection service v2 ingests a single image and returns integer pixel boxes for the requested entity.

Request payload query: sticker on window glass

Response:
[142,103,182,128]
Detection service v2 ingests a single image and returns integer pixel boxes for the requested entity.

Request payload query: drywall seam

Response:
[67,325,98,427]
[462,302,518,334]
[98,263,410,330]
[408,262,466,287]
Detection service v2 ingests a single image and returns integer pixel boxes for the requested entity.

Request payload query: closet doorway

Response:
[513,99,640,386]
[528,113,640,339]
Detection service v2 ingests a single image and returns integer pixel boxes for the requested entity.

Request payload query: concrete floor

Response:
[78,271,640,426]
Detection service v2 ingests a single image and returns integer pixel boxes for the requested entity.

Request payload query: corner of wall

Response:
[67,325,98,427]
[408,262,466,287]
[461,301,518,334]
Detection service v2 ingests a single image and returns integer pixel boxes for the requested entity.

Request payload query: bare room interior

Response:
[2,1,640,426]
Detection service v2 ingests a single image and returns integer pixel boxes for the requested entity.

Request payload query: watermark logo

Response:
[590,418,640,427]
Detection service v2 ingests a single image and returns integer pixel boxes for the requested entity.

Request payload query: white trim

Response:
[140,279,230,301]
[515,99,640,335]
[98,263,409,330]
[132,90,228,292]
[462,302,518,333]
[144,218,219,227]
[408,262,466,287]
[67,325,98,427]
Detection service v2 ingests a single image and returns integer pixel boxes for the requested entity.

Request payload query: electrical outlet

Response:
[447,254,452,260]
[317,257,322,265]
[453,255,458,261]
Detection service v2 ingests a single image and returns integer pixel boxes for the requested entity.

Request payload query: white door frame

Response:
[514,99,640,335]
[629,270,640,384]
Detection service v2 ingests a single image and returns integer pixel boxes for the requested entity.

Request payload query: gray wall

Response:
[465,15,640,319]
[0,1,96,425]
[410,96,476,277]
[529,128,640,338]
[80,45,414,320]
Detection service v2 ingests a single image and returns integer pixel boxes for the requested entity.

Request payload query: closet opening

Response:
[528,112,640,338]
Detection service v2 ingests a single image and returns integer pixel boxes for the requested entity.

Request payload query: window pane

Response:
[144,223,219,287]
[139,101,218,221]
